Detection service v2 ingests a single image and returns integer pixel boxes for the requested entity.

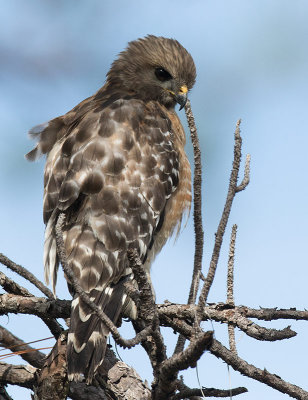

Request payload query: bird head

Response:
[106,35,196,110]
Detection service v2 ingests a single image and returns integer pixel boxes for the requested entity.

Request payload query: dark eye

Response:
[155,67,172,82]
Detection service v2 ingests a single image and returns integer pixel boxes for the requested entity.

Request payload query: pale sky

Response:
[1,1,308,398]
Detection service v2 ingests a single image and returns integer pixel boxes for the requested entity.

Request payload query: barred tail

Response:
[67,276,133,383]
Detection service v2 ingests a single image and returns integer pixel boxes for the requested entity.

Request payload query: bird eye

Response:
[155,67,172,82]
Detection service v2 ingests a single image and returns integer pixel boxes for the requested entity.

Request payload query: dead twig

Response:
[158,303,297,341]
[236,154,251,192]
[0,271,32,298]
[171,385,248,399]
[210,338,308,400]
[174,99,204,356]
[197,120,250,319]
[0,293,65,338]
[227,224,237,353]
[154,331,213,400]
[0,362,36,389]
[0,254,53,300]
[0,326,45,368]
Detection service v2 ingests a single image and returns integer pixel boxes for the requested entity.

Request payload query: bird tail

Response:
[67,276,133,383]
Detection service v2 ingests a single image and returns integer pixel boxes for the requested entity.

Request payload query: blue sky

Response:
[1,1,308,398]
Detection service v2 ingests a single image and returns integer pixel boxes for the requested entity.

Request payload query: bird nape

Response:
[26,35,196,383]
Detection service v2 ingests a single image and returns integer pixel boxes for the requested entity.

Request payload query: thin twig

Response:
[127,249,167,378]
[210,339,308,400]
[245,307,308,321]
[197,120,247,319]
[154,331,213,400]
[0,271,32,297]
[236,154,251,192]
[228,324,237,354]
[171,386,248,399]
[185,99,204,306]
[0,270,63,338]
[227,225,237,306]
[227,225,237,353]
[174,99,204,355]
[0,326,45,368]
[158,303,297,341]
[0,253,53,300]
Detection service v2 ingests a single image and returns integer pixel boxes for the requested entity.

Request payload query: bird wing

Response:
[27,96,181,381]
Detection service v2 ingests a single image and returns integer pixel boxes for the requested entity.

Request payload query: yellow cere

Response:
[179,85,188,94]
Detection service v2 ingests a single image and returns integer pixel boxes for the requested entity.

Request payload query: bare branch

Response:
[128,249,167,368]
[127,249,156,324]
[228,324,237,354]
[227,224,237,353]
[0,362,36,389]
[171,386,248,399]
[0,293,66,338]
[0,325,45,368]
[210,338,308,400]
[174,99,204,356]
[184,99,204,306]
[0,294,70,319]
[154,331,213,400]
[197,120,244,317]
[0,270,64,338]
[0,254,53,300]
[0,271,32,297]
[244,307,308,321]
[236,154,251,192]
[158,303,297,341]
[227,225,237,306]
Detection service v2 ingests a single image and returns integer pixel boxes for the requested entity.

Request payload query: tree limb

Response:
[174,99,204,356]
[0,254,53,300]
[0,325,45,368]
[210,338,308,400]
[0,362,36,389]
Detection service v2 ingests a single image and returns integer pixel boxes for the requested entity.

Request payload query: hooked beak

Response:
[167,85,188,111]
[175,85,188,110]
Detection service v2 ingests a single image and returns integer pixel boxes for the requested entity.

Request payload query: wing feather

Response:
[27,96,182,381]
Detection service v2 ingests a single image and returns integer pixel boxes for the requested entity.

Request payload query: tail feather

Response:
[44,210,59,295]
[67,275,133,383]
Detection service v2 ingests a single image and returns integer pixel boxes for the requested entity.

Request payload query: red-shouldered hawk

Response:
[26,35,196,383]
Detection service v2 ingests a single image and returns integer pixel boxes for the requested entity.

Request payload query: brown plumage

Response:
[26,35,196,383]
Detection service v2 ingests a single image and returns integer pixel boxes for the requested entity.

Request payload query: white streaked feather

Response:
[49,238,58,295]
[43,211,58,295]
[68,332,86,353]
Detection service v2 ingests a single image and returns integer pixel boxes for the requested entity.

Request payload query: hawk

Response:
[26,35,196,382]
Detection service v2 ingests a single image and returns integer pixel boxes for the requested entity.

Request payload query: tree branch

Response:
[197,120,246,317]
[0,362,36,389]
[210,338,308,400]
[236,154,251,192]
[0,271,32,297]
[0,254,53,300]
[227,224,237,353]
[154,331,213,400]
[171,385,248,399]
[174,98,204,355]
[0,325,45,368]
